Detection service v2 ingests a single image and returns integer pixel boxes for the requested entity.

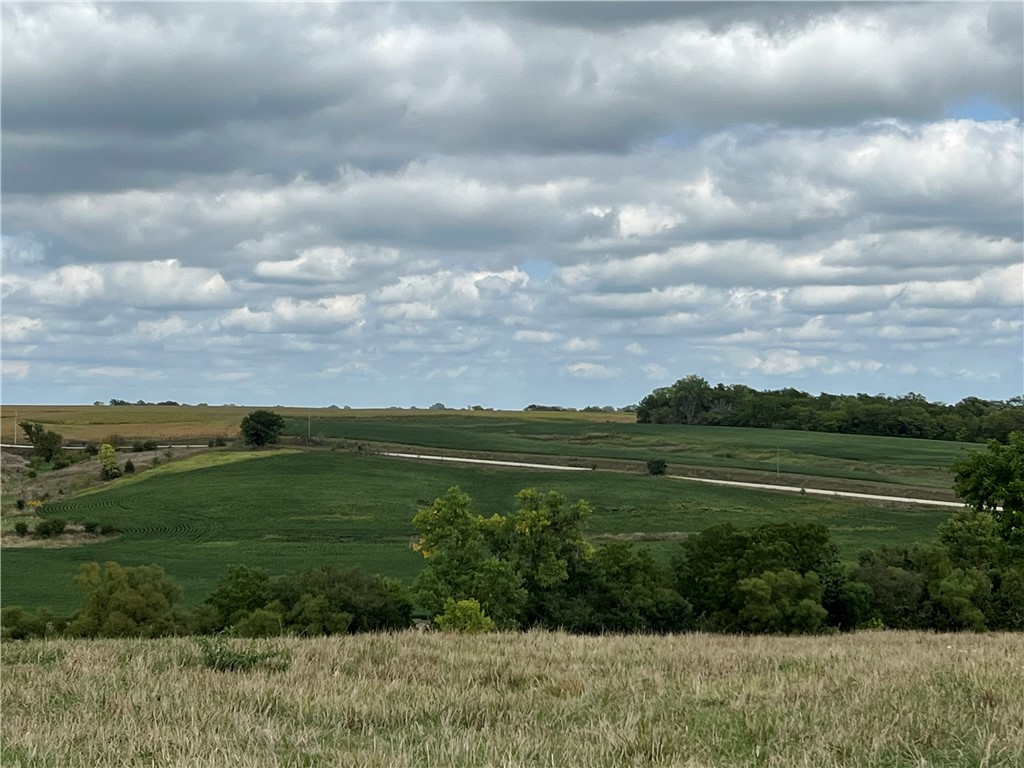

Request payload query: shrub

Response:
[214,436,227,447]
[434,599,494,634]
[143,440,158,451]
[646,458,667,476]
[83,521,99,534]
[26,470,36,479]
[52,453,72,470]
[15,499,25,510]
[14,522,29,536]
[98,444,121,480]
[34,518,67,538]
[99,524,116,535]
[193,632,291,672]
[132,441,146,453]
[124,459,136,474]
[84,443,99,456]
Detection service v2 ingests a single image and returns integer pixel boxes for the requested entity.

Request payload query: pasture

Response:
[3,630,1022,767]
[3,405,973,500]
[2,449,952,613]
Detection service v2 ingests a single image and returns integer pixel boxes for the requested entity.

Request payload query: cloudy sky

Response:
[2,2,1022,409]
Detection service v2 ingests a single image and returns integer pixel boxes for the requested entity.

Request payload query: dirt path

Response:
[379,451,967,509]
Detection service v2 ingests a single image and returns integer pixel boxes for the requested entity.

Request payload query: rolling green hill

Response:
[2,450,952,612]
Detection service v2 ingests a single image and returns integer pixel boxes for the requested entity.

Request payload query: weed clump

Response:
[193,631,291,672]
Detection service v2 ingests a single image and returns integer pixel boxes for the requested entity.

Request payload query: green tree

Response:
[66,562,188,638]
[951,431,1024,542]
[18,421,64,462]
[737,569,828,634]
[98,443,121,480]
[239,410,287,447]
[411,486,592,629]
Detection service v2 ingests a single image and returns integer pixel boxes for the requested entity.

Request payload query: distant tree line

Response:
[6,435,1020,639]
[636,375,1024,442]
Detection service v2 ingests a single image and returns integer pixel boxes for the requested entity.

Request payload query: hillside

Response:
[3,630,1022,767]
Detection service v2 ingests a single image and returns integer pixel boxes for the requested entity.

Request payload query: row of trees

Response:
[636,375,1024,442]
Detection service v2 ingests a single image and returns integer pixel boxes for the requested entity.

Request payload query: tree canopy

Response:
[952,431,1024,543]
[239,410,286,447]
[635,375,1024,443]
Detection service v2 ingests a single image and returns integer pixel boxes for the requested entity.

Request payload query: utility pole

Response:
[776,446,780,476]
[13,410,17,445]
[307,416,311,440]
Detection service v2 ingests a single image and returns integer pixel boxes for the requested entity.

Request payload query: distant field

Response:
[0,404,633,443]
[3,631,1022,767]
[2,450,952,612]
[3,405,973,495]
[287,414,972,492]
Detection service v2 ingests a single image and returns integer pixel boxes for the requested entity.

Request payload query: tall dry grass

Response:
[2,630,1021,767]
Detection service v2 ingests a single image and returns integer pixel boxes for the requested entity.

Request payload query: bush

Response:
[99,524,116,535]
[646,458,667,476]
[26,470,36,479]
[84,443,99,456]
[124,459,136,475]
[34,518,67,538]
[214,436,227,447]
[193,632,291,672]
[52,453,72,470]
[132,441,146,453]
[434,599,494,634]
[14,522,29,536]
[143,440,158,451]
[83,521,99,534]
[15,498,25,510]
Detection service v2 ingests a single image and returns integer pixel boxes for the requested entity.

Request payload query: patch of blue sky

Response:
[519,258,556,281]
[944,94,1021,121]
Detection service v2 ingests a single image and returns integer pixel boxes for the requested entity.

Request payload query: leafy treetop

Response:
[239,410,286,447]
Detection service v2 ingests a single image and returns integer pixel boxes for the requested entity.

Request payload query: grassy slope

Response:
[2,450,950,612]
[3,631,1022,767]
[4,405,971,491]
[287,414,972,491]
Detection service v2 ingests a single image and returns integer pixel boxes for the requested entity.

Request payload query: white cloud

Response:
[743,349,828,375]
[26,260,231,309]
[2,315,43,342]
[567,362,619,379]
[2,360,30,379]
[218,294,366,333]
[624,342,646,356]
[642,363,669,380]
[514,330,558,344]
[563,337,599,352]
[136,315,188,340]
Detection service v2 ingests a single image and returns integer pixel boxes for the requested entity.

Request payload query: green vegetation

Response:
[3,631,1022,767]
[283,414,972,491]
[1,450,954,612]
[952,431,1024,542]
[239,409,286,448]
[637,374,1024,442]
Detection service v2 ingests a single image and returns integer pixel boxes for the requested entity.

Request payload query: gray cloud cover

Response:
[2,1,1021,408]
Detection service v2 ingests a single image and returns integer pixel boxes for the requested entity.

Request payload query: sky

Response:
[1,1,1022,409]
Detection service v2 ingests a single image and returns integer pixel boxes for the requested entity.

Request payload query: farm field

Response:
[3,405,973,495]
[286,414,972,492]
[2,450,952,613]
[3,630,1022,767]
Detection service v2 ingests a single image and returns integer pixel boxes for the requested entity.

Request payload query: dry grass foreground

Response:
[3,631,1022,767]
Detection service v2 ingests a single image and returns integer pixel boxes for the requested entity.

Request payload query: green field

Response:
[288,415,972,491]
[2,449,952,613]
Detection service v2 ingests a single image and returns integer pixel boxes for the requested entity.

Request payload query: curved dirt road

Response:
[379,451,966,509]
